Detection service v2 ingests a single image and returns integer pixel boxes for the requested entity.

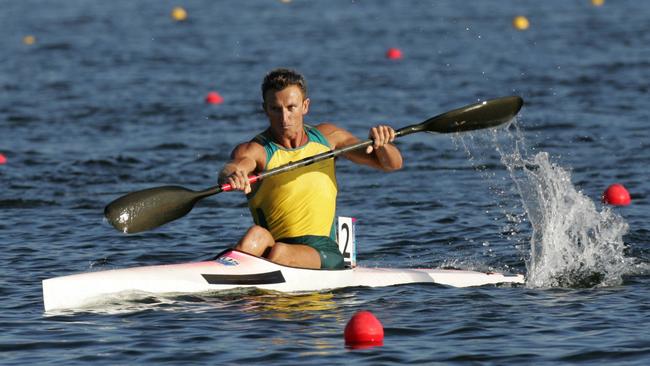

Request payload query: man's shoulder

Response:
[231,138,265,157]
[249,129,272,147]
[314,122,337,129]
[314,122,343,136]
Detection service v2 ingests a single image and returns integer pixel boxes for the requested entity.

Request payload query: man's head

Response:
[261,68,308,103]
[261,69,310,139]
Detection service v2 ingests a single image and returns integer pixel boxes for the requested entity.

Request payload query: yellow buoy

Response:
[512,15,530,31]
[592,0,604,6]
[171,6,188,21]
[23,35,36,45]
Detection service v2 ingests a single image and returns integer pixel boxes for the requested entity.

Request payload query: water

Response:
[2,0,649,364]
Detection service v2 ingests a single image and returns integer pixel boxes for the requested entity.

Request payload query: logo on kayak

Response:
[216,256,239,266]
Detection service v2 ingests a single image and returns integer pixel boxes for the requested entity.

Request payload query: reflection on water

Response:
[241,292,339,318]
[45,289,344,319]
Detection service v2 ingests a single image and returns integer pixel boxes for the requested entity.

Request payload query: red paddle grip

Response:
[220,175,260,192]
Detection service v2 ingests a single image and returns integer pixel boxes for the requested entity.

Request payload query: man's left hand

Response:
[366,125,396,154]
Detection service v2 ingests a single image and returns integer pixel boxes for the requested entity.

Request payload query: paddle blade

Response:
[406,96,523,135]
[104,185,204,234]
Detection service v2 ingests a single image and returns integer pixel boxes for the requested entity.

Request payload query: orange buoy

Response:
[171,7,188,22]
[23,35,36,45]
[512,16,530,31]
[386,48,403,60]
[205,91,224,104]
[602,183,631,206]
[344,310,384,348]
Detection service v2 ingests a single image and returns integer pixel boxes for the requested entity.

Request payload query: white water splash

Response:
[511,151,630,287]
[457,121,633,288]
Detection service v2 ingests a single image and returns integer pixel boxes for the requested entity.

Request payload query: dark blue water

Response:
[2,0,649,364]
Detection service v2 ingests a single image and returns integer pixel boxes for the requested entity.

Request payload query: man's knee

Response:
[236,225,273,255]
[247,225,270,238]
[267,243,289,262]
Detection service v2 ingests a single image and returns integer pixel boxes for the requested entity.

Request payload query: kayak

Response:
[42,248,524,311]
[43,218,525,311]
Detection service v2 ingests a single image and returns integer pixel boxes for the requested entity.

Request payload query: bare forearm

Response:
[340,143,403,171]
[373,143,403,171]
[217,142,265,193]
[318,122,403,172]
[218,158,257,185]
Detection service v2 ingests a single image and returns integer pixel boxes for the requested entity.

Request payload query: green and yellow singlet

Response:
[247,125,337,242]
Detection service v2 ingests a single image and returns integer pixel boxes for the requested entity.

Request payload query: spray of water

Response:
[514,152,630,287]
[457,120,632,288]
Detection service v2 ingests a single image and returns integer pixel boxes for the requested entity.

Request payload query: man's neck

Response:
[271,127,307,149]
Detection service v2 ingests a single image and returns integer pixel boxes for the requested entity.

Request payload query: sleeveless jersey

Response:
[247,125,337,240]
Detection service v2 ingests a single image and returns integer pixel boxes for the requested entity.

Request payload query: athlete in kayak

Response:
[218,68,403,270]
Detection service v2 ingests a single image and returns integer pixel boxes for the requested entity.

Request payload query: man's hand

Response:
[219,168,252,194]
[365,125,396,154]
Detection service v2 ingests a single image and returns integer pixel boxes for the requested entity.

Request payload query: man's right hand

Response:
[218,141,266,195]
[219,169,252,194]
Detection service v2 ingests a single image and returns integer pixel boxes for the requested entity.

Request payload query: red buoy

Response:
[386,47,403,60]
[0,153,6,165]
[344,310,384,348]
[602,183,631,206]
[205,91,224,104]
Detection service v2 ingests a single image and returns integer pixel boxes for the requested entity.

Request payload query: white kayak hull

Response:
[42,249,524,311]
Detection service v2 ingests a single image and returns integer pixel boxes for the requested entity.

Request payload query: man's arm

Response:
[218,141,266,193]
[317,123,403,172]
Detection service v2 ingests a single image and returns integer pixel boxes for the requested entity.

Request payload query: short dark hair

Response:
[261,68,307,101]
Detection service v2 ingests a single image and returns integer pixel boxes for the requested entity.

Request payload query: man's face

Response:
[263,85,310,137]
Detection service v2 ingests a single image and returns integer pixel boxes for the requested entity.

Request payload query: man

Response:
[218,68,403,270]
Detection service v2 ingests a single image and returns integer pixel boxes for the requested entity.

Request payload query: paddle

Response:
[105,95,523,233]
